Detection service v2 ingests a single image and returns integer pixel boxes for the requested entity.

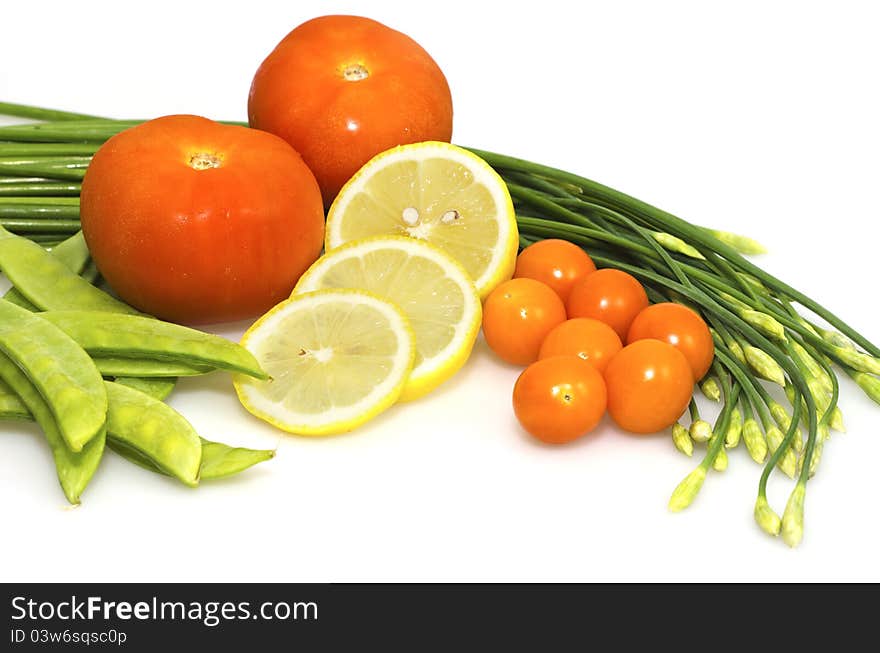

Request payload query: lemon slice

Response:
[325,141,518,298]
[295,236,481,401]
[234,290,415,436]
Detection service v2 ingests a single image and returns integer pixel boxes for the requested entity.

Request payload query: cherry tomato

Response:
[248,15,453,205]
[627,302,714,380]
[80,115,324,324]
[538,318,622,374]
[603,339,693,434]
[514,239,596,303]
[513,356,608,444]
[566,269,649,340]
[482,278,566,366]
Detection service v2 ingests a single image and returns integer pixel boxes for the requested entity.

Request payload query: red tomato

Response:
[80,115,324,324]
[248,15,453,205]
[603,339,693,434]
[566,269,648,340]
[482,278,566,366]
[513,356,608,444]
[627,302,714,380]
[538,318,622,374]
[514,239,596,303]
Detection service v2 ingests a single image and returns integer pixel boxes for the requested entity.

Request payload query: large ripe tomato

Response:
[513,356,607,444]
[80,115,324,324]
[566,268,649,340]
[538,318,622,374]
[514,239,596,304]
[482,278,566,366]
[248,15,453,205]
[627,302,714,380]
[603,339,693,434]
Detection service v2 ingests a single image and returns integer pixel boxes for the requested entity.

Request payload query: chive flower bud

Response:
[781,484,806,548]
[742,418,767,464]
[740,309,787,341]
[828,406,845,433]
[852,371,880,406]
[754,495,781,536]
[744,346,786,386]
[672,423,694,457]
[728,340,747,365]
[766,426,798,479]
[831,346,880,375]
[700,377,721,402]
[689,419,713,443]
[713,446,728,472]
[707,229,768,255]
[790,340,827,387]
[735,272,769,295]
[651,231,705,260]
[725,408,742,448]
[668,467,707,512]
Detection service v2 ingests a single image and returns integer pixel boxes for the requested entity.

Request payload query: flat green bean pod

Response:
[0,351,105,504]
[0,226,139,314]
[93,357,211,378]
[3,231,92,310]
[41,311,268,379]
[103,382,201,486]
[0,377,30,420]
[0,300,107,451]
[112,377,177,401]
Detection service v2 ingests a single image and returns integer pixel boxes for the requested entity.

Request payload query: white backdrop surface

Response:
[1,0,879,582]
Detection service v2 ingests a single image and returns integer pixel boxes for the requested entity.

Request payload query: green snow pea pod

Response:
[112,377,177,401]
[103,382,201,487]
[198,439,275,480]
[0,226,139,314]
[0,351,105,504]
[3,231,92,310]
[110,435,274,483]
[40,311,268,379]
[0,376,30,420]
[93,357,211,378]
[0,300,107,451]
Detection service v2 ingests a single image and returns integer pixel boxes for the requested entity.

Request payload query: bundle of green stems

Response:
[2,101,878,546]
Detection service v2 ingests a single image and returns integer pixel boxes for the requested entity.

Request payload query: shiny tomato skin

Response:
[248,15,453,205]
[566,269,649,340]
[627,302,715,380]
[80,115,324,324]
[514,239,597,304]
[603,339,694,434]
[538,318,623,374]
[513,356,607,444]
[482,278,567,366]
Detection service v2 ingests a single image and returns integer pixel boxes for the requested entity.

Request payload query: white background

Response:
[1,0,879,582]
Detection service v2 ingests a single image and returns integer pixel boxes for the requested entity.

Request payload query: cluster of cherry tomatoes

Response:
[482,239,715,444]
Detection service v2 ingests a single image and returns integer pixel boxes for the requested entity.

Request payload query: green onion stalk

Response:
[3,102,879,546]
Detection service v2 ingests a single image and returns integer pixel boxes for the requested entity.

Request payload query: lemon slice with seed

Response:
[325,141,518,298]
[295,236,481,401]
[234,289,415,436]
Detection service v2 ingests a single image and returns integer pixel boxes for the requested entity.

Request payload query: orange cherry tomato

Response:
[538,318,622,374]
[482,278,566,366]
[566,269,649,340]
[513,356,608,444]
[514,239,597,303]
[603,339,693,434]
[627,302,715,380]
[248,15,453,205]
[80,115,324,324]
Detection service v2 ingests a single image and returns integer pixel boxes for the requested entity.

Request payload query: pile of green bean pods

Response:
[2,102,879,545]
[0,223,275,503]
